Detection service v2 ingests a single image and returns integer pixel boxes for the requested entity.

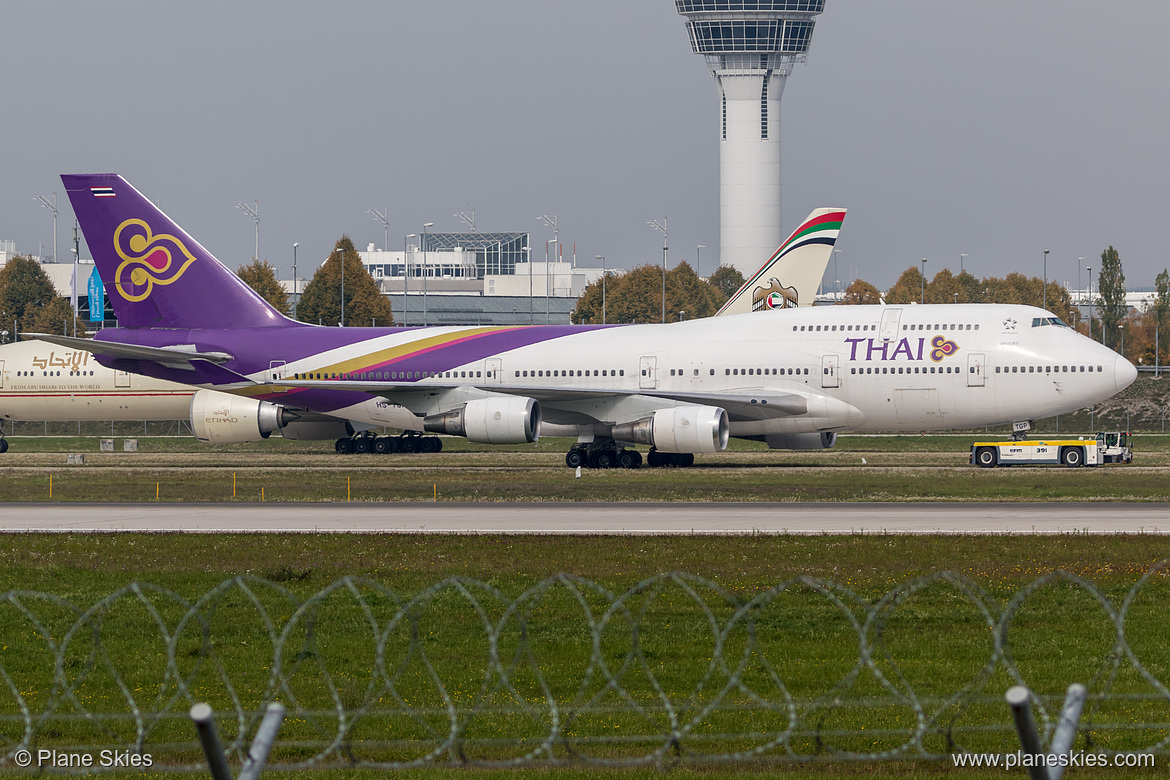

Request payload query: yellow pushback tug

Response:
[970,432,1133,468]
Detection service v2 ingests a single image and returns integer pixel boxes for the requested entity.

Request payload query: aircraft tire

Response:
[373,437,397,455]
[354,437,373,454]
[618,449,640,469]
[421,437,441,454]
[672,453,695,468]
[335,438,354,455]
[594,450,616,469]
[1061,447,1084,468]
[975,447,997,468]
[566,449,585,468]
[646,449,667,468]
[399,436,418,453]
[0,439,8,454]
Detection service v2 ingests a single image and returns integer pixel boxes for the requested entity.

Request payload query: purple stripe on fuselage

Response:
[93,323,627,413]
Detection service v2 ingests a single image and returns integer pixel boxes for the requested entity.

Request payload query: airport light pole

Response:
[1042,249,1050,311]
[368,208,389,250]
[338,244,345,327]
[292,243,299,320]
[1086,264,1093,340]
[422,223,434,326]
[403,234,416,326]
[920,258,928,304]
[236,201,260,260]
[648,218,668,323]
[34,192,57,264]
[596,255,606,324]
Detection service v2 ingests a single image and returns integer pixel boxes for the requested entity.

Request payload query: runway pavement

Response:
[0,502,1168,534]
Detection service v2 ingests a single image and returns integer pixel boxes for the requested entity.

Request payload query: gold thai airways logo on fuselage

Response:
[112,219,197,302]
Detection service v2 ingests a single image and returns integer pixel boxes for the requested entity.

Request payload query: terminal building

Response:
[351,232,600,326]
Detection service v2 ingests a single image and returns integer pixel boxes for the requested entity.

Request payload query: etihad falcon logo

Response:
[751,278,798,311]
[112,218,198,302]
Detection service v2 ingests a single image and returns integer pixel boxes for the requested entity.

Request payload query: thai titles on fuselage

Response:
[843,336,959,363]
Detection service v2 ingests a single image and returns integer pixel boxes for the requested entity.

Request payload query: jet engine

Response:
[190,388,296,444]
[763,432,838,450]
[423,397,541,444]
[612,405,729,454]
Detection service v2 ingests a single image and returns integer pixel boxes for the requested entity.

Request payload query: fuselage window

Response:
[1097,365,1104,372]
[725,369,730,376]
[793,326,798,331]
[882,367,888,374]
[710,369,715,375]
[733,369,739,375]
[804,369,809,375]
[974,324,980,330]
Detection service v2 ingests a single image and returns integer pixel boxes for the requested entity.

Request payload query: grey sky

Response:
[2,1,1168,291]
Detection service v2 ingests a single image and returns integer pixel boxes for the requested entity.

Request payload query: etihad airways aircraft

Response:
[32,174,1136,469]
[0,339,357,452]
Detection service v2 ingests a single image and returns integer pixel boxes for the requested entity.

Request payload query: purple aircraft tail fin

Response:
[61,174,290,329]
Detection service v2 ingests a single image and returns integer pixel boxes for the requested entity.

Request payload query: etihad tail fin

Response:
[715,208,847,317]
[61,174,290,329]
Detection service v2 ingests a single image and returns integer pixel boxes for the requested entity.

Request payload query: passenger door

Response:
[967,352,986,387]
[0,360,4,388]
[485,358,502,384]
[639,356,658,390]
[270,360,288,392]
[114,369,130,388]
[879,308,902,343]
[821,354,840,389]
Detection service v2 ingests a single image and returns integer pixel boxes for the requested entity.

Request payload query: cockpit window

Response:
[1031,316,1070,328]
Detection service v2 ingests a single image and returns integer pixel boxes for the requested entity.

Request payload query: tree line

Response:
[6,240,1168,369]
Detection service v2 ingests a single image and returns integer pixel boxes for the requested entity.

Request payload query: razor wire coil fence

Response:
[3,565,1170,770]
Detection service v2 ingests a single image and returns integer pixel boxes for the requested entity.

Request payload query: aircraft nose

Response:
[1115,353,1138,391]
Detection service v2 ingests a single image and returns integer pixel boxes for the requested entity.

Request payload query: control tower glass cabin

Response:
[675,0,826,275]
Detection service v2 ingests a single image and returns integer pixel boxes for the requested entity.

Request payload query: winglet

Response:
[715,208,847,317]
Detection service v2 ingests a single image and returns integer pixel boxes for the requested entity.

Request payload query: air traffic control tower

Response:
[675,1,827,275]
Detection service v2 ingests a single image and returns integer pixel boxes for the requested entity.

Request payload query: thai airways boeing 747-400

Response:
[29,174,1135,468]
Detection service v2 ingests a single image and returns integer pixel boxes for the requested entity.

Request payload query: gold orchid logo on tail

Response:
[112,218,197,302]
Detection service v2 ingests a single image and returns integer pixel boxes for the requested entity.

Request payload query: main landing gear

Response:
[335,432,443,455]
[564,442,695,470]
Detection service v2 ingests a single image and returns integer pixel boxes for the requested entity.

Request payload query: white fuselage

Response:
[0,340,194,421]
[255,304,1135,438]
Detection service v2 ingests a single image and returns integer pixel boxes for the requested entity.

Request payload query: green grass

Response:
[2,534,1170,772]
[3,433,1170,503]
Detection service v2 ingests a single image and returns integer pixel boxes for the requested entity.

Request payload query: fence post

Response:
[238,702,287,780]
[1048,684,1087,780]
[1005,686,1048,780]
[190,703,234,780]
[190,701,286,780]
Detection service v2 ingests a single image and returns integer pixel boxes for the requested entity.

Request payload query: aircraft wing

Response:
[25,333,235,366]
[261,379,810,422]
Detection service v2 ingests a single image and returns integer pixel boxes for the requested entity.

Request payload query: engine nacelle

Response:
[190,388,294,444]
[612,405,729,454]
[764,432,838,450]
[423,397,541,444]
